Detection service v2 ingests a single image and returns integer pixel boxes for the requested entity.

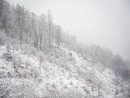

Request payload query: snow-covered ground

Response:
[0,44,129,98]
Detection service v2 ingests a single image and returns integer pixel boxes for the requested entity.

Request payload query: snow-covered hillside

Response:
[0,41,129,98]
[0,0,130,97]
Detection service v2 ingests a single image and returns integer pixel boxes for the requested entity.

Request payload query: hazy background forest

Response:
[7,0,130,60]
[0,0,130,98]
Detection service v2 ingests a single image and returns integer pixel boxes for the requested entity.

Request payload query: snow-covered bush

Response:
[60,89,84,98]
[49,48,65,58]
[21,43,37,56]
[6,38,19,54]
[1,79,40,98]
[37,51,47,69]
[48,56,71,71]
[0,79,10,97]
[12,55,22,69]
[3,52,12,61]
[0,32,7,45]
[30,66,41,80]
[66,54,75,63]
[44,86,84,98]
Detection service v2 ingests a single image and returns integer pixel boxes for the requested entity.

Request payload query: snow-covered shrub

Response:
[0,32,7,45]
[83,71,101,87]
[25,60,32,69]
[29,46,37,56]
[6,38,19,54]
[60,89,84,98]
[49,48,65,58]
[21,43,37,56]
[44,87,60,98]
[6,79,40,98]
[30,67,41,80]
[37,51,47,69]
[66,54,75,63]
[49,56,71,71]
[0,79,12,98]
[82,86,90,94]
[3,52,12,62]
[0,70,8,78]
[63,63,71,71]
[12,55,22,69]
[76,68,85,76]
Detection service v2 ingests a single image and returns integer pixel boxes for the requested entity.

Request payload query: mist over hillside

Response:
[0,0,130,98]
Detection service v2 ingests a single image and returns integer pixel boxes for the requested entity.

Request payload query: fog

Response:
[8,0,130,60]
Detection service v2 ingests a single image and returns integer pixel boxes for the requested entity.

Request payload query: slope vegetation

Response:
[0,34,129,98]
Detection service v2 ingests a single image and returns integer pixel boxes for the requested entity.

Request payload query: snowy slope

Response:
[0,43,129,98]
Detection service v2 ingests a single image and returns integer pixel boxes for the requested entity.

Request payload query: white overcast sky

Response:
[7,0,130,60]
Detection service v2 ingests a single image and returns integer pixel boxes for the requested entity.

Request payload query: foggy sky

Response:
[7,0,130,60]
